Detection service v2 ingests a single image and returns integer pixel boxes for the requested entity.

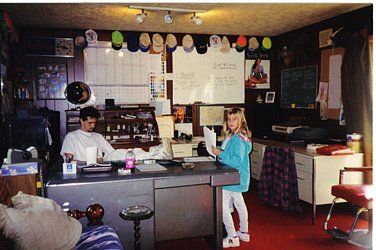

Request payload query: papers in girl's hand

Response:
[204,126,216,157]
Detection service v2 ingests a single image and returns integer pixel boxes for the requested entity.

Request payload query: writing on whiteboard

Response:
[213,63,237,70]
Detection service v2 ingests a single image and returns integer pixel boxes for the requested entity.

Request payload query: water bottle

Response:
[125,149,135,169]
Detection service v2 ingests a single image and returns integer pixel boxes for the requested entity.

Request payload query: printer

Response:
[7,147,39,164]
[290,127,328,144]
[272,117,306,134]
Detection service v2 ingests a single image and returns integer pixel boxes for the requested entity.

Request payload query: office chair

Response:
[324,167,373,248]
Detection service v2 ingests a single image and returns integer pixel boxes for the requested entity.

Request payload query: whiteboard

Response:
[173,47,245,104]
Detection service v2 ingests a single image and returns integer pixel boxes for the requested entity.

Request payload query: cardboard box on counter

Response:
[1,162,38,176]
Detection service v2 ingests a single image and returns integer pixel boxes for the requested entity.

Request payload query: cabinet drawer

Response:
[251,166,261,180]
[172,144,193,158]
[295,153,313,174]
[251,143,265,159]
[297,170,312,203]
[250,156,262,169]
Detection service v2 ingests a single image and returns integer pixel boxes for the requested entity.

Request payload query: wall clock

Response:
[55,38,74,57]
[24,37,75,57]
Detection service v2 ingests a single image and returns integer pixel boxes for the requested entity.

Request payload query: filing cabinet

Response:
[250,142,265,181]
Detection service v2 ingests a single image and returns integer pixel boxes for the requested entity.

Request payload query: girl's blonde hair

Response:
[223,107,250,138]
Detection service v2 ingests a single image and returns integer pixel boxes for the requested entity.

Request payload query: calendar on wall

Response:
[84,42,165,104]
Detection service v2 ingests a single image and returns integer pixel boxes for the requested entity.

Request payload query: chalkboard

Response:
[173,47,245,104]
[281,65,318,109]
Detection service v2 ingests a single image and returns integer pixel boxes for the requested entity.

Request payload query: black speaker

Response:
[105,99,115,109]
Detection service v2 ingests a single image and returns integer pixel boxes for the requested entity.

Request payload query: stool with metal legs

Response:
[119,205,154,250]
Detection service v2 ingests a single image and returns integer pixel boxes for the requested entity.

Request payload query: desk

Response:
[251,138,363,224]
[46,161,239,250]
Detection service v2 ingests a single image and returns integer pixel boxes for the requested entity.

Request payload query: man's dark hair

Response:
[79,106,100,120]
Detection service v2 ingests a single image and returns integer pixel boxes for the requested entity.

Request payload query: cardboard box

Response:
[1,162,38,176]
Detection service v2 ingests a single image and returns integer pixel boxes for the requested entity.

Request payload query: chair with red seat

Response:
[324,167,373,248]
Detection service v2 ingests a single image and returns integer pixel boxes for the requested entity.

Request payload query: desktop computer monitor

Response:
[8,115,49,156]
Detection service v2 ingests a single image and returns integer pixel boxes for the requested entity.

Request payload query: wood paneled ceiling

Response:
[0,2,371,36]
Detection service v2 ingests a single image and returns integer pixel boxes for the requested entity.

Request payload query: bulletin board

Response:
[173,47,245,105]
[281,65,318,109]
[35,63,67,99]
[320,47,345,119]
[199,105,225,126]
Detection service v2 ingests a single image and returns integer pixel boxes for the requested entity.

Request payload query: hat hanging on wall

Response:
[111,31,124,50]
[209,35,221,48]
[248,37,259,52]
[220,36,230,53]
[195,35,207,54]
[235,35,247,52]
[75,35,88,49]
[126,32,140,52]
[152,33,164,53]
[139,32,151,52]
[166,33,177,53]
[85,29,97,45]
[261,37,272,51]
[182,34,194,53]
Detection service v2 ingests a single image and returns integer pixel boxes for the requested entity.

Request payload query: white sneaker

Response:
[223,236,240,248]
[236,231,250,242]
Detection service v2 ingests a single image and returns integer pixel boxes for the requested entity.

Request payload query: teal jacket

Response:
[219,134,252,192]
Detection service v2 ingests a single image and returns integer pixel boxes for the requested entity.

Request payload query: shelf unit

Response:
[13,65,34,108]
[66,106,160,150]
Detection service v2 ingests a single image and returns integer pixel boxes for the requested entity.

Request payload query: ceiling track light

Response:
[164,11,173,24]
[135,9,147,24]
[191,12,203,26]
[129,5,207,13]
[129,5,207,25]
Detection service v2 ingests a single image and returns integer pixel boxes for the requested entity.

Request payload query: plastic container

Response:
[347,133,362,153]
[125,149,135,169]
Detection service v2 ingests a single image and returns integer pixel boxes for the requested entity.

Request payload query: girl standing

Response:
[212,107,252,248]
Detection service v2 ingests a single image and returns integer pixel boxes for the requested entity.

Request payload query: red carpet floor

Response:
[156,184,370,250]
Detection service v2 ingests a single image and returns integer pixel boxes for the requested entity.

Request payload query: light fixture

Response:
[135,9,147,24]
[129,5,207,25]
[164,11,173,24]
[191,12,203,26]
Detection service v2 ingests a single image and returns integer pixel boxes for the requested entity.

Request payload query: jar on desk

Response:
[347,133,362,153]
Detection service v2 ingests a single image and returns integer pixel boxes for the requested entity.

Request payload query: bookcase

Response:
[65,106,160,150]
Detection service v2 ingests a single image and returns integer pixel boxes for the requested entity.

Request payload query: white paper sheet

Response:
[136,163,167,172]
[183,156,216,162]
[204,126,216,157]
[328,54,342,109]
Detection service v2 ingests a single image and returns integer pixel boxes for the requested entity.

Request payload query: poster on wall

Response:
[35,63,67,99]
[244,59,270,89]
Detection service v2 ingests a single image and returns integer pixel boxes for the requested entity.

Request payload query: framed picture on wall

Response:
[244,59,270,89]
[35,63,67,99]
[265,91,275,103]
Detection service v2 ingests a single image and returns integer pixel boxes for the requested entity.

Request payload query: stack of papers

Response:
[78,162,111,169]
[136,163,167,172]
[183,156,216,162]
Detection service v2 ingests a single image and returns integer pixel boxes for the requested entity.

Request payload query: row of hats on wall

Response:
[75,29,272,54]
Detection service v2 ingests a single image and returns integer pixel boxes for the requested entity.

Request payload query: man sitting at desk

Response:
[61,106,114,162]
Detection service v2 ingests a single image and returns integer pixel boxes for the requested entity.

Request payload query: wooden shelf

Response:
[66,106,160,150]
